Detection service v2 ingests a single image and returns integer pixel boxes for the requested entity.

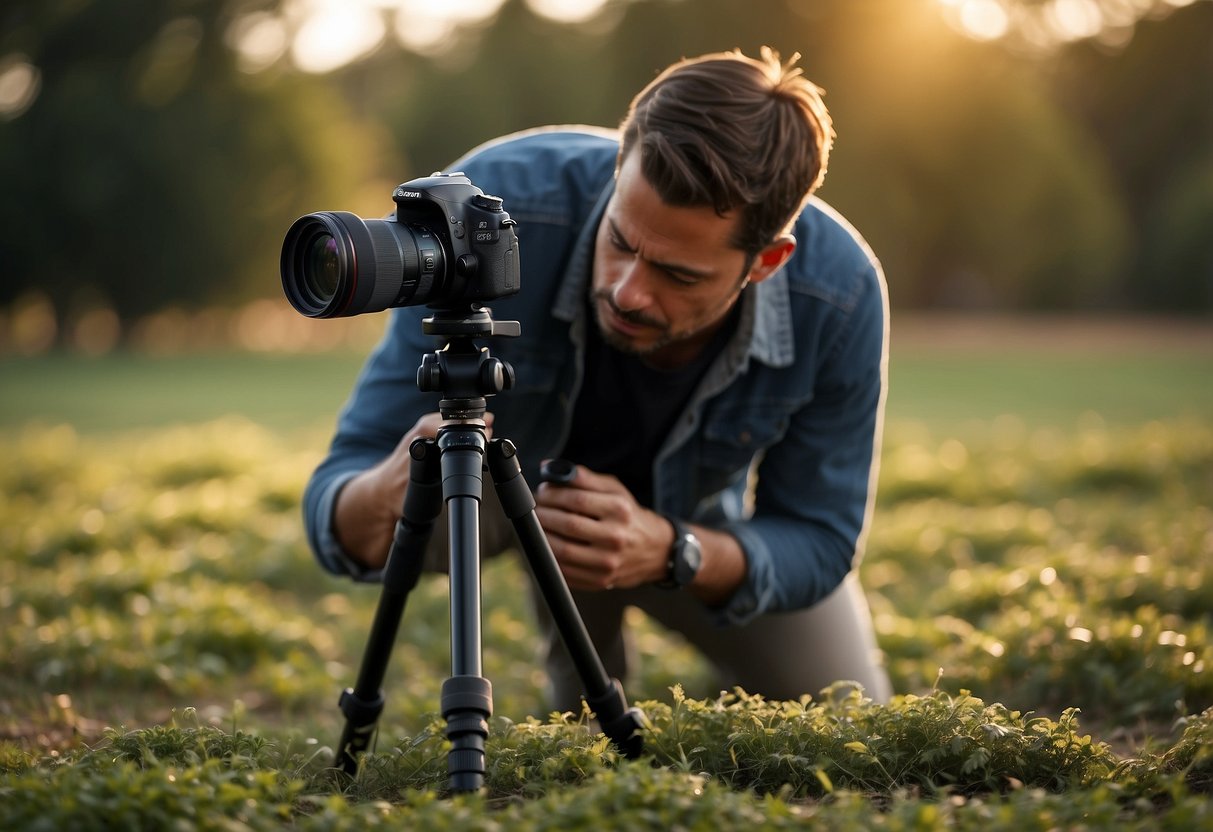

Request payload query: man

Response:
[304,48,892,709]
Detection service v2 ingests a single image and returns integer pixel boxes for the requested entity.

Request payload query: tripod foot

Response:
[442,675,493,792]
[335,687,386,776]
[586,679,646,759]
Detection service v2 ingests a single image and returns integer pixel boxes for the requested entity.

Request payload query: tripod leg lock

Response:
[335,687,387,776]
[586,679,646,759]
[441,675,493,792]
[338,687,386,731]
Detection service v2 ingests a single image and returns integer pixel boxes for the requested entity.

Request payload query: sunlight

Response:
[226,13,290,74]
[0,56,40,119]
[939,0,1211,48]
[956,0,1011,41]
[392,0,508,55]
[280,0,609,70]
[524,0,611,24]
[393,0,458,53]
[291,1,387,74]
[1045,0,1104,42]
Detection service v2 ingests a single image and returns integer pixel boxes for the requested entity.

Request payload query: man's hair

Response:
[618,47,834,255]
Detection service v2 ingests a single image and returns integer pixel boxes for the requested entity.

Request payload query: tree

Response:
[0,0,389,325]
[1051,2,1213,309]
[2,0,1207,322]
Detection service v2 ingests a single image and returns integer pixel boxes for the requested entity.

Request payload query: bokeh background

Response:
[1,0,1210,356]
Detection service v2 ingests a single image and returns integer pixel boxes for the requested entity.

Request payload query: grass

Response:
[888,352,1212,431]
[1,315,1208,435]
[0,351,361,434]
[1,317,1211,828]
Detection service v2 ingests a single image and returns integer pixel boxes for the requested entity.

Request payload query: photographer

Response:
[303,48,892,708]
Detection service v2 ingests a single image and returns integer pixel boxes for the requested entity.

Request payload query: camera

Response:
[280,173,520,318]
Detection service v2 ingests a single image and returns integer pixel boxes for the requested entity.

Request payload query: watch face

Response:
[674,534,702,587]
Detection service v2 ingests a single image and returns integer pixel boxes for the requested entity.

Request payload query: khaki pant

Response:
[531,572,892,711]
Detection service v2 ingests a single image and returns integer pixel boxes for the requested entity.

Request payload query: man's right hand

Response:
[331,413,446,570]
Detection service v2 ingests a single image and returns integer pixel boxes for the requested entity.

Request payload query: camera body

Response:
[281,173,520,318]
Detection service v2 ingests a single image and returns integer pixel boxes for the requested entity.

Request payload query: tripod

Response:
[335,304,645,792]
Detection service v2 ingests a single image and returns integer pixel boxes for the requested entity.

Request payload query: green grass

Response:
[1,329,1211,828]
[888,352,1212,431]
[0,351,362,435]
[1,333,1209,436]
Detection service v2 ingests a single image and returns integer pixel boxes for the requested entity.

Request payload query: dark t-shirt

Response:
[560,304,737,507]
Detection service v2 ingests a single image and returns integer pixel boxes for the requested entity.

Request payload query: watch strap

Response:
[657,513,690,589]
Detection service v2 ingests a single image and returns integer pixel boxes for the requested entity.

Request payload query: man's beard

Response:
[591,289,671,356]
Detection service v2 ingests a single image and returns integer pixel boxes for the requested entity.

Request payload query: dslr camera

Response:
[281,173,520,318]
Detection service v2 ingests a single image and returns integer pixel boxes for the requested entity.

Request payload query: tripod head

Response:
[417,304,520,421]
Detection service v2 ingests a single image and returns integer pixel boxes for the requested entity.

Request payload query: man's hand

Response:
[534,465,673,592]
[333,412,493,570]
[535,462,750,603]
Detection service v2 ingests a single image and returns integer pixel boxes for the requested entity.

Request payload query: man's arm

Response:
[329,413,444,570]
[720,262,888,622]
[301,304,443,579]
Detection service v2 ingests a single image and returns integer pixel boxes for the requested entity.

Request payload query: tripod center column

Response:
[438,424,488,678]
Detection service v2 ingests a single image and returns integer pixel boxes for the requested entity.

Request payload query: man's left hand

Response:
[534,463,673,592]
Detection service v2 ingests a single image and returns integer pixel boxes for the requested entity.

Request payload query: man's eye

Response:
[664,269,699,286]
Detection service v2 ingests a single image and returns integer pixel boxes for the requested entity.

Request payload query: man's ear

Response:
[749,235,796,284]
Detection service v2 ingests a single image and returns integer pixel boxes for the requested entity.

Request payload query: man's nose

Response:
[612,261,655,312]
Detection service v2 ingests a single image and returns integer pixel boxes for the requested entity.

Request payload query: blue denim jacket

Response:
[304,127,889,626]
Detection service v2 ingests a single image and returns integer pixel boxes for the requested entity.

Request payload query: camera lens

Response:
[281,212,444,318]
[299,232,340,307]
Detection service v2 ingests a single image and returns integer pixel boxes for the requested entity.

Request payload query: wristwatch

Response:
[657,515,702,590]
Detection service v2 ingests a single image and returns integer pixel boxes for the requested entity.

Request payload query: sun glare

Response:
[236,0,1213,75]
[270,0,611,71]
[1046,0,1104,42]
[0,56,41,119]
[938,0,1210,49]
[227,12,290,74]
[953,0,1011,41]
[292,3,387,74]
[524,0,611,24]
[392,0,508,55]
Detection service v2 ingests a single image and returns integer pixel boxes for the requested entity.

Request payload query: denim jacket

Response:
[303,127,889,627]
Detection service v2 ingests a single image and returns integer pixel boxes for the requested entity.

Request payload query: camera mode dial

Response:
[471,194,504,212]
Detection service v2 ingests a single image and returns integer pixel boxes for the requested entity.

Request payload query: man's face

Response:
[590,152,765,369]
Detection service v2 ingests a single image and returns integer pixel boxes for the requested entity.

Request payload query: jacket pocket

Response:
[699,404,786,471]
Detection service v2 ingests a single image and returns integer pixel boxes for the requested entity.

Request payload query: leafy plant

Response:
[1,418,1211,829]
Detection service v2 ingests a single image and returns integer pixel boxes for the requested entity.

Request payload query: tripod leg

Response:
[336,439,442,777]
[486,439,645,759]
[438,426,493,793]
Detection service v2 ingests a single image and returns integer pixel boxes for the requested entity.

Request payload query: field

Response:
[1,315,1211,828]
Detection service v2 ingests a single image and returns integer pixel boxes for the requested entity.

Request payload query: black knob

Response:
[479,358,505,393]
[471,193,504,211]
[417,356,443,392]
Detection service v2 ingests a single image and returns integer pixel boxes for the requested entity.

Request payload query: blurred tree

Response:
[349,0,1141,310]
[0,0,390,327]
[1,0,1208,326]
[817,0,1132,309]
[1051,2,1213,309]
